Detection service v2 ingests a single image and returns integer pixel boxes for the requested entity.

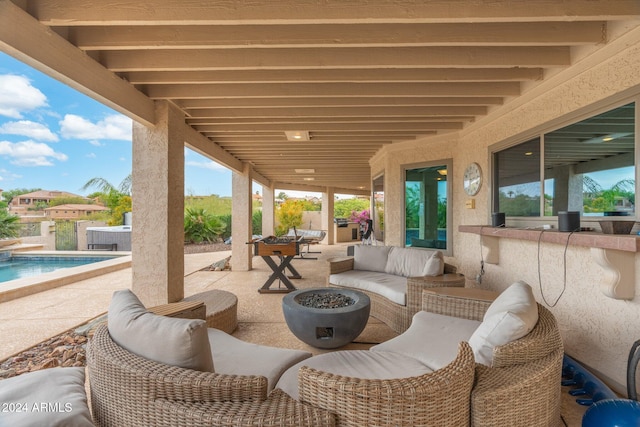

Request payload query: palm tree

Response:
[82,174,132,225]
[82,174,132,196]
[0,209,20,239]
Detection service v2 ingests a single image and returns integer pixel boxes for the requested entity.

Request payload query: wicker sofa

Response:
[277,282,564,427]
[88,290,336,427]
[327,244,465,333]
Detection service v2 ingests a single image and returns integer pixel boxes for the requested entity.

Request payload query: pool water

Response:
[0,255,115,283]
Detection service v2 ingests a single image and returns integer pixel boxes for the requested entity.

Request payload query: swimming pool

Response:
[0,254,116,283]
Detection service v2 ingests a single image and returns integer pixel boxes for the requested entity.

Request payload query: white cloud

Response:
[89,140,103,146]
[0,168,22,181]
[0,75,47,119]
[86,152,96,158]
[0,140,68,166]
[186,159,226,171]
[0,120,58,142]
[59,114,132,141]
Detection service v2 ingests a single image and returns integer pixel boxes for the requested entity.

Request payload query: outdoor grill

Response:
[334,218,349,228]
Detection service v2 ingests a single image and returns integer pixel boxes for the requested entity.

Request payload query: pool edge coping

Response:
[0,253,132,303]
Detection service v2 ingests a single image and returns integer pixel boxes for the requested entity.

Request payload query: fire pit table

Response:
[282,288,370,349]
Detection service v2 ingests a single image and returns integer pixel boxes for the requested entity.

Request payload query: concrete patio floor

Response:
[0,242,586,425]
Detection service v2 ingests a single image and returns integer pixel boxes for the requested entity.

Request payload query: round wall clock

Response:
[463,162,482,196]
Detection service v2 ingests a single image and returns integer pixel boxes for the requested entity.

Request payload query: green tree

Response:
[275,199,304,236]
[184,208,227,243]
[0,209,20,239]
[334,198,370,218]
[252,210,263,236]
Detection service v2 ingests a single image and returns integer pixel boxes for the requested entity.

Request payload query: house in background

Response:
[8,190,87,216]
[44,204,109,220]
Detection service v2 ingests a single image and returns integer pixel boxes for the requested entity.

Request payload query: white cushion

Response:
[385,247,444,277]
[468,281,539,366]
[353,244,391,273]
[371,311,481,371]
[329,270,407,305]
[276,350,432,400]
[208,329,311,392]
[0,367,93,427]
[108,289,214,372]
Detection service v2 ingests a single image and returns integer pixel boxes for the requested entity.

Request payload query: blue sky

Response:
[0,52,234,197]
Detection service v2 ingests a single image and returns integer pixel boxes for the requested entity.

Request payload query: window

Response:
[493,102,636,218]
[404,160,451,253]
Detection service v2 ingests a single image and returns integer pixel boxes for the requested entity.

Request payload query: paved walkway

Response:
[0,251,230,360]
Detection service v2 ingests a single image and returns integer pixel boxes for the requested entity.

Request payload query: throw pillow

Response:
[353,244,391,273]
[468,281,539,366]
[385,247,444,277]
[0,367,93,427]
[108,289,214,372]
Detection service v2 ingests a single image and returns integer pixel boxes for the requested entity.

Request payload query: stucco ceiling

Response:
[2,0,639,193]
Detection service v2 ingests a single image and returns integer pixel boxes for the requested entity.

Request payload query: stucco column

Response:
[322,187,335,245]
[231,163,253,271]
[262,185,275,236]
[131,101,185,306]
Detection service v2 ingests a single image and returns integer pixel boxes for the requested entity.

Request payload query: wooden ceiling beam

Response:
[176,97,505,108]
[146,82,521,98]
[0,0,155,126]
[29,0,640,25]
[195,122,463,132]
[102,46,570,71]
[124,68,541,84]
[69,22,604,49]
[185,106,487,118]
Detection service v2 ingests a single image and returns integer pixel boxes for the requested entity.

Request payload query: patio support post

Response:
[322,187,335,245]
[131,100,185,306]
[231,163,253,271]
[262,185,275,237]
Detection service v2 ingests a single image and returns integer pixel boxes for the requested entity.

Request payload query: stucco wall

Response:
[371,28,640,394]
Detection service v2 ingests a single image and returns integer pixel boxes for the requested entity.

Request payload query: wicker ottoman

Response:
[183,290,238,334]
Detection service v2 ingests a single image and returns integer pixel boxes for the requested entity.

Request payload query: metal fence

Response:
[55,221,78,250]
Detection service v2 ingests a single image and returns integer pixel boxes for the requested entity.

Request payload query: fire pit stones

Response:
[282,288,370,349]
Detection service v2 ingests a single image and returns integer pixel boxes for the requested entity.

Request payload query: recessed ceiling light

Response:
[524,152,533,156]
[303,177,315,181]
[285,131,310,141]
[437,169,447,176]
[295,168,315,174]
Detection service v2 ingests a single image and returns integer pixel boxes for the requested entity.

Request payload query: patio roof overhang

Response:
[2,0,639,194]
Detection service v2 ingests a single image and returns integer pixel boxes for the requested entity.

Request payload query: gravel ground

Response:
[0,242,232,379]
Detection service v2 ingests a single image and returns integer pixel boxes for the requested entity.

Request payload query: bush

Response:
[275,199,304,236]
[184,208,227,243]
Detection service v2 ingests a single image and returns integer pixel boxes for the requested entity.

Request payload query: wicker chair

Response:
[87,324,336,427]
[422,292,564,427]
[297,342,476,427]
[327,257,464,333]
